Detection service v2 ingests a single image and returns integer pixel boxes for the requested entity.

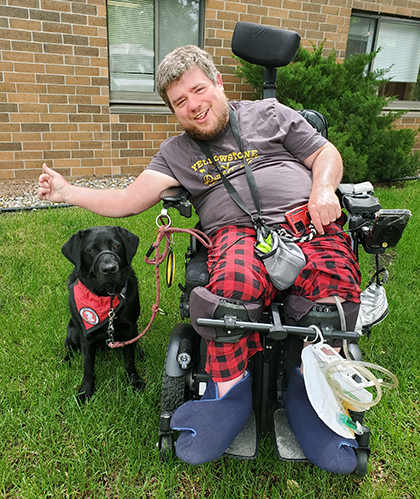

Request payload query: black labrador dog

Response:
[62,225,145,403]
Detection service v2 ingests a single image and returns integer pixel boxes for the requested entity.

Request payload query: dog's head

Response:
[62,226,139,296]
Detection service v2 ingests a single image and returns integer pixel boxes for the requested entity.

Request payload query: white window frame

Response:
[107,0,206,113]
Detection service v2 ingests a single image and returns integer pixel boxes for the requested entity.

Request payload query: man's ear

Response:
[216,72,224,89]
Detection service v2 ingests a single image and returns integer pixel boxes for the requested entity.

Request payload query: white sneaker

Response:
[355,270,389,333]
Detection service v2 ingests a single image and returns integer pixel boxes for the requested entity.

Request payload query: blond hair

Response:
[156,45,218,111]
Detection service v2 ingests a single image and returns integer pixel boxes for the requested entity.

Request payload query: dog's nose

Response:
[100,261,118,274]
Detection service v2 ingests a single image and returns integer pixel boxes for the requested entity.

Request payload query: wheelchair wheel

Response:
[159,367,188,461]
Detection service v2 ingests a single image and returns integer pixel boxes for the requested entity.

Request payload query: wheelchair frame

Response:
[156,22,410,476]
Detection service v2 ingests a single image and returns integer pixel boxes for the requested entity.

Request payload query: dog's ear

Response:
[62,230,84,270]
[116,226,139,264]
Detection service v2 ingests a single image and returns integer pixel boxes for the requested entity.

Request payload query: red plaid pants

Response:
[205,224,361,382]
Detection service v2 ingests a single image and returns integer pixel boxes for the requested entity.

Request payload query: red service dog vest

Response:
[69,279,126,334]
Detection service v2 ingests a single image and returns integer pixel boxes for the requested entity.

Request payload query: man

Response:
[38,45,361,472]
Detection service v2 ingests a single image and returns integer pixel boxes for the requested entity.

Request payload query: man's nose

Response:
[188,94,202,113]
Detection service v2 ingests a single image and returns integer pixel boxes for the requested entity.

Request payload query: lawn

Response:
[0,181,419,499]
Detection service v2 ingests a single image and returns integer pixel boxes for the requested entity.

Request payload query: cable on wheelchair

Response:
[108,222,212,349]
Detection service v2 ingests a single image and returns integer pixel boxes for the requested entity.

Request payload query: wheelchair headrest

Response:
[231,22,300,68]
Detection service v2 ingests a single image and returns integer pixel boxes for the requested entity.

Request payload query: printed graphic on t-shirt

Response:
[190,148,259,186]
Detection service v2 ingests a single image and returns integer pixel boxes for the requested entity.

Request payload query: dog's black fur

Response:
[62,225,145,403]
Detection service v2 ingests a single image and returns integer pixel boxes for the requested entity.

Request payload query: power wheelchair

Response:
[156,22,410,476]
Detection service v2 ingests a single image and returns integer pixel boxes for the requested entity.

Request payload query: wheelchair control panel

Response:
[337,182,411,255]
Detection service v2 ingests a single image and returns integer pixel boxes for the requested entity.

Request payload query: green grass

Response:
[0,182,419,499]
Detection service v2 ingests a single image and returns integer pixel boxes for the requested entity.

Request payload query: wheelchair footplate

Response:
[272,407,307,461]
[224,410,259,460]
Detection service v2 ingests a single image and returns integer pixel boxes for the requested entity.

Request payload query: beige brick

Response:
[283,1,305,11]
[43,43,73,55]
[8,93,38,104]
[43,132,70,141]
[41,0,71,12]
[43,21,72,34]
[1,159,24,169]
[33,32,63,44]
[19,103,49,113]
[289,10,308,20]
[37,75,66,86]
[75,149,95,159]
[46,64,75,76]
[70,132,94,141]
[40,113,69,123]
[52,159,81,169]
[48,85,76,94]
[11,41,43,53]
[225,1,247,12]
[0,28,32,41]
[23,140,52,150]
[35,54,64,66]
[73,25,98,37]
[3,51,34,63]
[16,83,46,94]
[217,10,240,21]
[16,150,43,161]
[51,123,78,132]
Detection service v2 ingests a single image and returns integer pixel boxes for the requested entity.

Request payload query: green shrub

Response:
[234,44,420,183]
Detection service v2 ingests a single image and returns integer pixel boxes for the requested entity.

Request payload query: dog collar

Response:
[70,279,127,334]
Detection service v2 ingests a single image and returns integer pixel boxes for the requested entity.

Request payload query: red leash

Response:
[108,223,212,348]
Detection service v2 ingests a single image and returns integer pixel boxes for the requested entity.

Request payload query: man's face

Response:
[166,66,229,141]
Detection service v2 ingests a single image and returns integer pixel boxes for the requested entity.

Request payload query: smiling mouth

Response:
[195,109,209,121]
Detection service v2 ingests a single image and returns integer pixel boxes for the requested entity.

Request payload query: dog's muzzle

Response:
[89,250,122,278]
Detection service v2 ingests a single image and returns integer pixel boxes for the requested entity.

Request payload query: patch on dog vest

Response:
[70,279,126,334]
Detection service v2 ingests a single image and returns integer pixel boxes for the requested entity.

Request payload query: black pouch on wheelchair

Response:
[189,286,264,342]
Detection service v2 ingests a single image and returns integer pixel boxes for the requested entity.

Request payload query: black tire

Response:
[353,448,369,477]
[160,370,187,415]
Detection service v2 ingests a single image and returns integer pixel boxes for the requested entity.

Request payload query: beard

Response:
[184,97,229,141]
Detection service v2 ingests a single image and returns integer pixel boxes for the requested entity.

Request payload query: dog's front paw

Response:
[129,373,146,393]
[77,382,95,404]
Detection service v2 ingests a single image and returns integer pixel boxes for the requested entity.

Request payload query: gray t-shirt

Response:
[147,99,327,234]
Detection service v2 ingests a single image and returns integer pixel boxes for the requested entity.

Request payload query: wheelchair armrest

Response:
[160,186,192,218]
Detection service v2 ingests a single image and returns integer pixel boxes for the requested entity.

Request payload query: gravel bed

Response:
[0,176,136,212]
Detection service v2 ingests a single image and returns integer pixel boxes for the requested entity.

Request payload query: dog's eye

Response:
[113,244,120,250]
[88,248,96,254]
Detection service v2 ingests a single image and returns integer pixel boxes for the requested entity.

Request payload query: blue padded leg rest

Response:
[171,371,252,465]
[285,367,358,474]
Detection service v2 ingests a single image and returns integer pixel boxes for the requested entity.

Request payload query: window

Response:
[346,13,420,101]
[107,0,205,107]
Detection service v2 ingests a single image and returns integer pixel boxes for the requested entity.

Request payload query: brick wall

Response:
[0,0,419,181]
